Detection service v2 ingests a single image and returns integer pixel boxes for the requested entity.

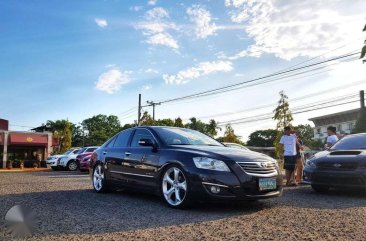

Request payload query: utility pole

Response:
[138,94,142,126]
[146,101,161,120]
[360,90,365,110]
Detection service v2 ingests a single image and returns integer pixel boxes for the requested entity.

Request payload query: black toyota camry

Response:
[304,133,366,192]
[90,126,282,208]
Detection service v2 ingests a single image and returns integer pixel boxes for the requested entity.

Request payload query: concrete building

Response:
[308,108,359,140]
[309,90,365,141]
[0,119,58,169]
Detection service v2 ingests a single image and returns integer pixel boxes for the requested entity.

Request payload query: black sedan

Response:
[304,133,366,192]
[90,126,282,208]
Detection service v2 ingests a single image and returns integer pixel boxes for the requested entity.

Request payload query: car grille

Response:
[317,162,358,170]
[237,161,277,177]
[313,175,365,186]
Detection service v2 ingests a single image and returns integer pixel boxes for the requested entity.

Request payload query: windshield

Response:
[63,150,73,155]
[331,135,366,150]
[154,127,223,146]
[77,147,87,154]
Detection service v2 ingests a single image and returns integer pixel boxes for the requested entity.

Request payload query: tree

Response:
[294,124,323,150]
[352,108,366,133]
[185,117,207,133]
[273,91,293,158]
[174,117,184,127]
[155,118,175,127]
[81,114,122,146]
[139,111,154,126]
[361,23,366,63]
[222,124,241,143]
[205,119,220,137]
[47,119,73,153]
[247,129,277,147]
[71,124,85,147]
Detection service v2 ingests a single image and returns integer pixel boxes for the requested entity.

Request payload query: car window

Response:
[77,147,87,154]
[86,147,97,152]
[331,135,366,150]
[72,149,80,154]
[154,127,223,146]
[131,129,155,147]
[113,129,133,148]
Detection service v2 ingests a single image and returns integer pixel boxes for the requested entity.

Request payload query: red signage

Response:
[0,119,9,131]
[0,133,3,145]
[9,133,48,146]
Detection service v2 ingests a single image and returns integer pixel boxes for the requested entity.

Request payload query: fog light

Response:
[210,186,220,194]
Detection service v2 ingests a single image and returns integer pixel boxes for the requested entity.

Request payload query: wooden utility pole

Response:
[146,101,161,120]
[138,94,142,126]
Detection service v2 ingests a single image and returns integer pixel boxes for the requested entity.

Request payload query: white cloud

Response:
[94,18,108,28]
[142,85,152,91]
[95,68,130,94]
[163,60,233,85]
[187,5,217,39]
[135,7,179,49]
[225,0,366,60]
[145,68,159,74]
[130,6,143,12]
[148,0,157,6]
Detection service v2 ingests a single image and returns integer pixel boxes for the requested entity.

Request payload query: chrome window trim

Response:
[109,170,154,178]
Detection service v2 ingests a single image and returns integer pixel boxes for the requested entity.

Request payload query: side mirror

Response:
[138,139,155,147]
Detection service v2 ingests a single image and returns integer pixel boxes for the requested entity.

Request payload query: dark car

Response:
[304,133,366,192]
[90,126,282,208]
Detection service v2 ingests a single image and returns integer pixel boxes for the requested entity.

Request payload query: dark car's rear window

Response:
[331,135,366,150]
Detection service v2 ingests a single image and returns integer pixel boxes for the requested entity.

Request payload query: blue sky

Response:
[0,0,365,140]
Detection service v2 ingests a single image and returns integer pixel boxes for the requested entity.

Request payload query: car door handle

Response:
[103,151,107,155]
[125,152,131,156]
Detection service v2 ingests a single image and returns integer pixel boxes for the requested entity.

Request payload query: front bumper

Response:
[304,168,366,188]
[79,161,90,171]
[46,160,58,167]
[189,168,283,201]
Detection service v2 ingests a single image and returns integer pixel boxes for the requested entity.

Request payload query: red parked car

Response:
[76,146,98,172]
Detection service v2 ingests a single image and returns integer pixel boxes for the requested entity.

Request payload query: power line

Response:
[155,51,360,104]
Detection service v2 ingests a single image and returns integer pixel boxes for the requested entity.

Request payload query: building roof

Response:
[309,108,360,126]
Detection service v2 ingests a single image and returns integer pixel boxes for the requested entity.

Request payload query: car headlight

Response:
[193,157,230,172]
[306,159,317,168]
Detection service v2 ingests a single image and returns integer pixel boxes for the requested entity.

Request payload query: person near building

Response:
[326,126,339,148]
[279,126,300,186]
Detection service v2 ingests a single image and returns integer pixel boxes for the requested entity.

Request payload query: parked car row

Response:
[47,146,98,171]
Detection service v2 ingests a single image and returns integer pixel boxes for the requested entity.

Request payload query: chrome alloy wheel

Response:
[162,167,187,206]
[93,165,104,191]
[68,161,78,171]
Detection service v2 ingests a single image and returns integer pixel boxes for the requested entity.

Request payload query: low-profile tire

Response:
[161,164,192,208]
[311,184,330,193]
[51,166,59,171]
[92,164,109,193]
[67,160,78,171]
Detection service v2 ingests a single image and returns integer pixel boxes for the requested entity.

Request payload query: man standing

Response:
[279,126,297,186]
[326,126,339,148]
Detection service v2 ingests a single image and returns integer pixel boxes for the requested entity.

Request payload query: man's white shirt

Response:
[280,134,297,156]
[327,135,339,146]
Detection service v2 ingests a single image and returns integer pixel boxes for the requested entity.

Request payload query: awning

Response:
[9,133,48,146]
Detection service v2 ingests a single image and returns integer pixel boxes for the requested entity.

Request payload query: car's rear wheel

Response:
[311,184,329,193]
[161,165,191,208]
[67,160,78,171]
[93,164,109,193]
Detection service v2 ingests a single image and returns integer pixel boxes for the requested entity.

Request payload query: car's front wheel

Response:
[67,160,78,171]
[161,165,192,208]
[311,184,329,193]
[92,164,109,193]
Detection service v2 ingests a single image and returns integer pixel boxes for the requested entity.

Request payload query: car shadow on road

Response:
[279,185,366,209]
[0,188,269,238]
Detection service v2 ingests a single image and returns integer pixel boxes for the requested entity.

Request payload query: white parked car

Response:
[58,146,98,171]
[47,148,80,171]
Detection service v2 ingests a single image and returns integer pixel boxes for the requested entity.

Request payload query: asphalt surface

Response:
[0,171,366,241]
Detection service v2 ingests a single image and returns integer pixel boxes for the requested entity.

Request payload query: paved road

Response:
[0,171,365,241]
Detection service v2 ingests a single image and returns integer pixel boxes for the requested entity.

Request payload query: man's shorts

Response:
[284,156,296,171]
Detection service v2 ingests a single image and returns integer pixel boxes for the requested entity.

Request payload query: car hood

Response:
[312,149,366,162]
[171,145,273,162]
